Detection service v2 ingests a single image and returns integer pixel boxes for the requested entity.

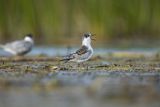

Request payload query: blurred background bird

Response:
[0,34,34,56]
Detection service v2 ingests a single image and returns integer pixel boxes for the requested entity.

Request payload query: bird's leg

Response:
[77,62,84,70]
[76,63,81,71]
[81,62,87,69]
[77,62,88,70]
[87,63,89,70]
[85,62,89,70]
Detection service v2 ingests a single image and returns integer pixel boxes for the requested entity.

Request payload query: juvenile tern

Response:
[61,33,94,63]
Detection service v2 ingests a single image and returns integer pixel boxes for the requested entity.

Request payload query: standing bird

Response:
[0,34,34,56]
[61,33,94,63]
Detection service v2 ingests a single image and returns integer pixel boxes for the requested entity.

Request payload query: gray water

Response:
[0,46,159,56]
[0,47,160,107]
[0,71,160,107]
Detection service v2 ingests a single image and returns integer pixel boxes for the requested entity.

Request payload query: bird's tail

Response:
[59,53,75,63]
[59,58,70,63]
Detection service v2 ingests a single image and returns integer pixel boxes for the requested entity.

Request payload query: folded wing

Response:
[5,40,33,55]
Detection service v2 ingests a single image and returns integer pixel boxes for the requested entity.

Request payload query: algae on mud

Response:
[0,53,160,107]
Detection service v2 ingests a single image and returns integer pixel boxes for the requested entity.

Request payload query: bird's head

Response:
[82,33,95,46]
[24,34,34,43]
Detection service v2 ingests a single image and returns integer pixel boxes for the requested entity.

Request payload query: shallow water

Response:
[0,47,160,107]
[0,46,159,56]
[0,71,160,107]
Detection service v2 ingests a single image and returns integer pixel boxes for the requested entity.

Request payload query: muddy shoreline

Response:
[0,54,160,107]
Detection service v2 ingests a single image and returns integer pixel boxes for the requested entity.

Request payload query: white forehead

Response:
[24,36,33,42]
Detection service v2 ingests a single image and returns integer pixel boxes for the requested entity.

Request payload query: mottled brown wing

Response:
[76,45,88,55]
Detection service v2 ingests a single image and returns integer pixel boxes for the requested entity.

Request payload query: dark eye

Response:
[84,34,89,38]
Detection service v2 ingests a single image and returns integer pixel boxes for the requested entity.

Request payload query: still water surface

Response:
[0,46,158,56]
[0,46,160,107]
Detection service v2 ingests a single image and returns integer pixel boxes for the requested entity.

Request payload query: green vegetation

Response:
[0,0,160,45]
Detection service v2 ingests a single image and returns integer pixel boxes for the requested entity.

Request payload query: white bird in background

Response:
[0,34,34,56]
[61,33,95,63]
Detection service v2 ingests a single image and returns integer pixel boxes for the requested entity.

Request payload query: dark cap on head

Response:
[84,33,91,38]
[26,33,33,38]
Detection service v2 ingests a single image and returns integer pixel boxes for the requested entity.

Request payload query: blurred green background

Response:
[0,0,160,46]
